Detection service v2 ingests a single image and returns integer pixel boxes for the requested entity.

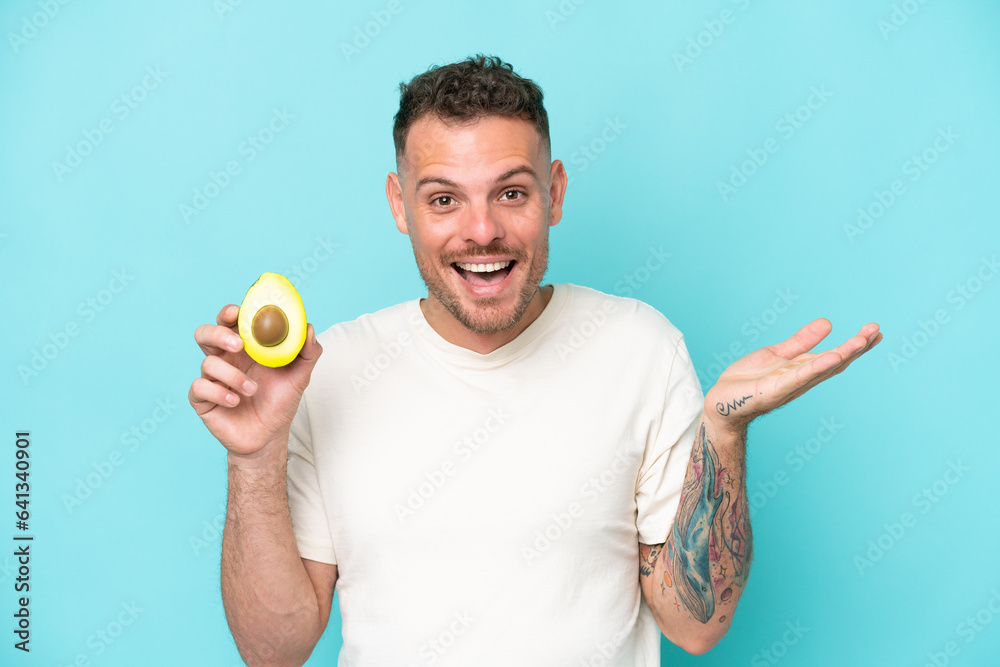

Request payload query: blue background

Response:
[2,0,998,665]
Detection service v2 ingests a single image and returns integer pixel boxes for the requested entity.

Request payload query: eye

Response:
[502,189,526,201]
[432,195,454,207]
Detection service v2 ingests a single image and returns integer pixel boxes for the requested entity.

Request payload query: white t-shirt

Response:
[286,282,705,667]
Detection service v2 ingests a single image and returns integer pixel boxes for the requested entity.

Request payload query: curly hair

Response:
[392,54,550,167]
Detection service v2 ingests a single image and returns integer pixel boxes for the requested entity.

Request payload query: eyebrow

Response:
[415,165,539,192]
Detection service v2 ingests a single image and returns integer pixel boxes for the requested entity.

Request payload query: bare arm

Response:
[222,438,338,667]
[640,318,881,654]
[639,414,750,655]
[188,303,333,667]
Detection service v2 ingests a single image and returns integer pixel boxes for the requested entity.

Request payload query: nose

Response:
[459,199,505,248]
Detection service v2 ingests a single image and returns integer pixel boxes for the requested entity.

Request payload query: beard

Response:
[411,230,549,336]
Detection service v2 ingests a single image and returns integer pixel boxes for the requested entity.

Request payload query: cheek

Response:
[415,233,451,265]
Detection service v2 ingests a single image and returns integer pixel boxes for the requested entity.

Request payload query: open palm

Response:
[704,318,882,434]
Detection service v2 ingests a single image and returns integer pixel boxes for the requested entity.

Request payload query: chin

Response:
[445,268,539,335]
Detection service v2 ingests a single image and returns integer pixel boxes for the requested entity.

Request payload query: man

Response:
[189,54,881,666]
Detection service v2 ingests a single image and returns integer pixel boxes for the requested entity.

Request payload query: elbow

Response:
[231,618,321,667]
[651,602,735,656]
[669,627,727,656]
[680,635,720,656]
[238,647,310,667]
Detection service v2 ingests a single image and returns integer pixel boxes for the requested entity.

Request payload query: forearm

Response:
[221,434,323,667]
[640,413,752,654]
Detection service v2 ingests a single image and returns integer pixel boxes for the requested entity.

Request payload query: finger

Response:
[765,327,882,406]
[217,304,240,327]
[838,322,881,354]
[769,318,833,360]
[289,323,323,368]
[853,329,882,357]
[808,322,878,359]
[775,334,873,397]
[765,349,844,401]
[829,330,882,375]
[201,355,258,396]
[195,323,245,357]
[189,377,240,415]
[833,322,882,360]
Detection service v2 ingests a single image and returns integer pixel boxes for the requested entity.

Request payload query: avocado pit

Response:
[252,305,289,347]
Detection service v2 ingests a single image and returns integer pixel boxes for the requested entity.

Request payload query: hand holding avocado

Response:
[188,274,322,463]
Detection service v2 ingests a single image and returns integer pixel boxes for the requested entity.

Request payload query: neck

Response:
[420,284,554,354]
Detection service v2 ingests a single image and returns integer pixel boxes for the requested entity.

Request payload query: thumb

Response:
[294,323,323,367]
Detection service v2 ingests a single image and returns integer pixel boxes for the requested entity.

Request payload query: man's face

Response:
[387,114,566,336]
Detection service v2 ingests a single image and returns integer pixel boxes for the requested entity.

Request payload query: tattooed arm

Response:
[639,318,883,654]
[639,413,750,655]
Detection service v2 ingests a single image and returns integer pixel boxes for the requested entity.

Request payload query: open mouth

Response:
[451,260,516,287]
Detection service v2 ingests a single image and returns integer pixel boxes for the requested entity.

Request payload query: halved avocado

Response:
[237,273,307,367]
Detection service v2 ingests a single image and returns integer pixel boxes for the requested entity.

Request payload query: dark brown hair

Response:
[392,54,550,167]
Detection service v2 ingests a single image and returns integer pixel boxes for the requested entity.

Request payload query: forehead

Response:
[402,114,543,183]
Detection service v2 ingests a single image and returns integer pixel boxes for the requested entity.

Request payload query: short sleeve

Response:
[286,394,338,564]
[635,336,705,545]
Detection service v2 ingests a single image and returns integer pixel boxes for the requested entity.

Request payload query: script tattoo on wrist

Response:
[715,394,752,417]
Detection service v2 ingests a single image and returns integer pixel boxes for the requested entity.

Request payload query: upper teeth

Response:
[456,260,512,273]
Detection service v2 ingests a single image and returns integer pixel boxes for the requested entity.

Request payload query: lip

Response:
[450,260,517,298]
[450,257,515,265]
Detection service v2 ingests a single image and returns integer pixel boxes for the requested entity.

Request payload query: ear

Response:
[386,172,409,235]
[547,159,568,227]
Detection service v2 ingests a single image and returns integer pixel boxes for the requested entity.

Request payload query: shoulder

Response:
[314,299,412,348]
[309,299,417,381]
[559,283,686,348]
